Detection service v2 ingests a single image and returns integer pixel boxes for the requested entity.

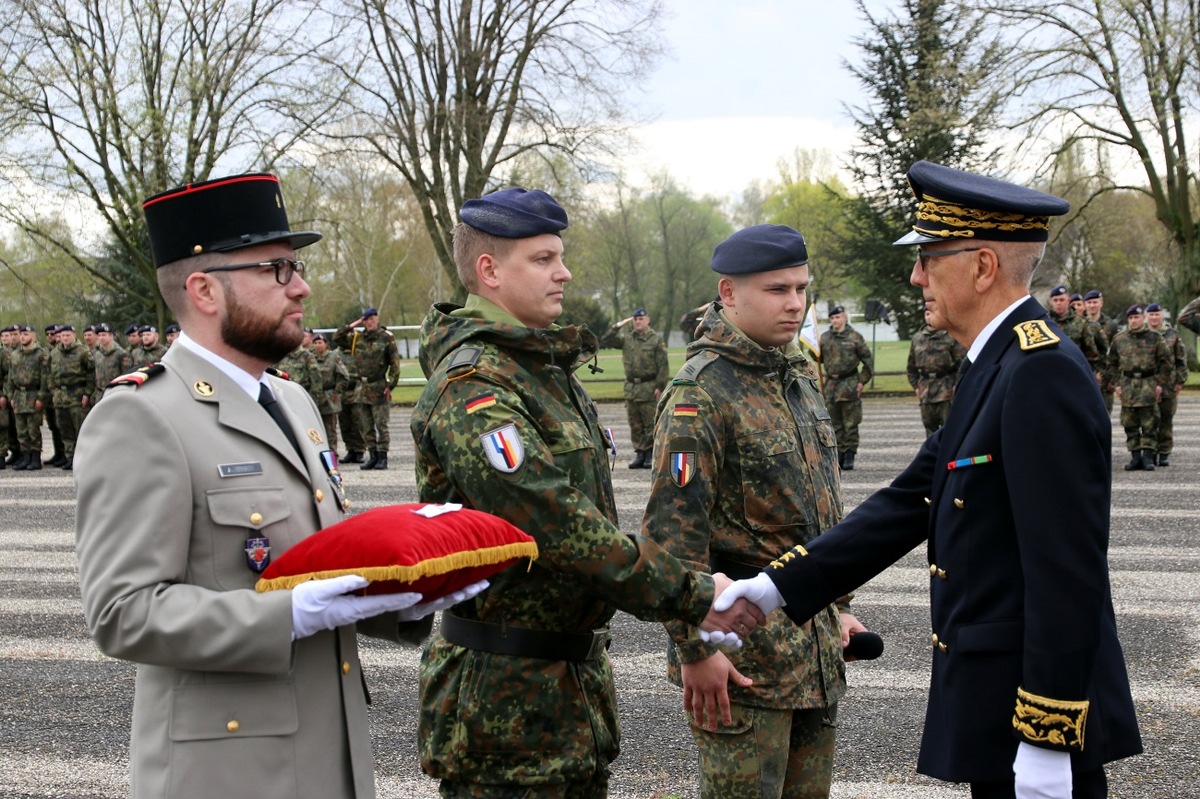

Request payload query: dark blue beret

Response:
[140,325,157,333]
[632,308,647,317]
[1050,285,1068,297]
[1126,304,1144,317]
[894,161,1070,246]
[44,323,58,333]
[460,188,568,238]
[59,324,75,332]
[829,306,846,317]
[142,173,320,268]
[362,307,378,318]
[1084,289,1102,300]
[95,323,113,333]
[711,224,808,275]
[1070,292,1082,302]
[1145,303,1162,313]
[125,324,140,335]
[165,323,181,334]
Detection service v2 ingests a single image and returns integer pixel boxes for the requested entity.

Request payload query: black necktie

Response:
[257,383,303,458]
[954,357,973,390]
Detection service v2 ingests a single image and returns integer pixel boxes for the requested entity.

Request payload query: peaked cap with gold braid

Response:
[893,161,1070,246]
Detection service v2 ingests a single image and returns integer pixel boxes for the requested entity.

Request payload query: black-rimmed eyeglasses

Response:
[199,257,306,285]
[917,247,981,270]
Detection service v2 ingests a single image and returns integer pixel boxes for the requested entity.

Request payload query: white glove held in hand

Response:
[697,629,743,647]
[711,572,785,615]
[396,579,490,621]
[291,575,423,640]
[1014,741,1072,799]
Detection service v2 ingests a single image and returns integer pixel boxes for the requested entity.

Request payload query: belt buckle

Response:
[584,628,611,660]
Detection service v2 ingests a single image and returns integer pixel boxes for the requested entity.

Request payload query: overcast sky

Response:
[624,0,893,197]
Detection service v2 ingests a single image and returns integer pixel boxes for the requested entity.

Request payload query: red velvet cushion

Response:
[255,503,537,598]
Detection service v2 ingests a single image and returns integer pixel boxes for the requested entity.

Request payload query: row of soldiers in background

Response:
[0,321,174,471]
[277,307,400,471]
[0,307,401,472]
[1046,285,1190,470]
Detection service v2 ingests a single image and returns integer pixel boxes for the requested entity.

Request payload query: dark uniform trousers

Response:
[970,768,1106,799]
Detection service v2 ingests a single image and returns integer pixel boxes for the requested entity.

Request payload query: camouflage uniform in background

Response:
[130,342,166,369]
[598,319,669,466]
[1090,312,1121,412]
[5,338,49,467]
[1106,325,1171,467]
[411,295,719,797]
[818,324,872,465]
[1179,296,1200,334]
[336,351,367,462]
[92,342,133,404]
[1048,308,1103,372]
[2,333,19,461]
[644,304,847,799]
[333,324,398,458]
[906,323,966,437]
[0,342,9,461]
[1152,323,1189,463]
[48,337,94,466]
[277,346,326,409]
[312,346,351,453]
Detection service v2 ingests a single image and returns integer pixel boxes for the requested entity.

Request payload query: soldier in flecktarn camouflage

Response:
[90,323,133,405]
[906,309,966,437]
[1145,303,1188,466]
[277,330,326,410]
[47,325,93,470]
[410,187,761,799]
[3,325,49,470]
[334,307,399,470]
[310,332,351,454]
[1047,285,1103,371]
[818,305,872,469]
[599,307,669,469]
[1106,304,1172,471]
[643,223,866,799]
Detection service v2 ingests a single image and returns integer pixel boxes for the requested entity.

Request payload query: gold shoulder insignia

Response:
[1013,319,1060,351]
[108,363,166,388]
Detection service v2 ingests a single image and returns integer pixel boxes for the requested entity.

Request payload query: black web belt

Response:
[826,369,858,380]
[1122,371,1152,378]
[440,614,611,662]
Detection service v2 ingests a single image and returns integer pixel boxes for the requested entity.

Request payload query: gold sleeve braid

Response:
[1013,686,1089,751]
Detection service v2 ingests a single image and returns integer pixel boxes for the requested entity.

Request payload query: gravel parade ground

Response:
[2,396,1198,798]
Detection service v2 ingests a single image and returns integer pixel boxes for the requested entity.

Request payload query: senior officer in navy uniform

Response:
[713,161,1141,798]
[74,173,479,799]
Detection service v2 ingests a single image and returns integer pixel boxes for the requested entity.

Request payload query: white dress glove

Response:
[711,572,785,615]
[697,629,743,647]
[1014,741,1072,799]
[291,575,423,640]
[396,579,490,621]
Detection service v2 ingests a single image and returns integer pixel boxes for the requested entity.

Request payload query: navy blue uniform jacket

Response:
[767,297,1141,782]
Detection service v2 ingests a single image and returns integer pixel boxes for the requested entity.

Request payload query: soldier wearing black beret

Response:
[716,160,1142,798]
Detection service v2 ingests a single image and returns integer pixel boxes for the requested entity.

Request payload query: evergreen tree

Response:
[840,0,1005,338]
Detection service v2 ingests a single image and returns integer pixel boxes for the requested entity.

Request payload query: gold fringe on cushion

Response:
[254,541,539,592]
[1012,686,1088,752]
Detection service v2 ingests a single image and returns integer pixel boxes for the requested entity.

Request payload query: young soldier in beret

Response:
[46,324,93,469]
[599,306,670,468]
[716,161,1142,798]
[410,187,763,798]
[1047,285,1103,374]
[643,223,868,799]
[1145,302,1188,466]
[818,305,872,469]
[1106,304,1172,471]
[90,323,133,404]
[74,172,472,799]
[3,324,49,470]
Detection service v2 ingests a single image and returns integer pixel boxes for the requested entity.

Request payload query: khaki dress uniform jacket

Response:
[75,343,425,799]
